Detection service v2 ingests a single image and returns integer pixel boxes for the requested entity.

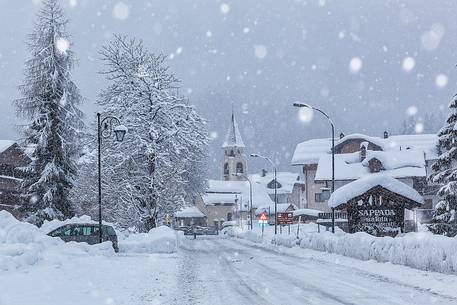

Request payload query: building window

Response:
[223,163,229,175]
[227,213,232,221]
[236,162,244,174]
[315,191,330,202]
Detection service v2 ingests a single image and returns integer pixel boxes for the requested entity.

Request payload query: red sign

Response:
[259,212,269,221]
[277,212,294,225]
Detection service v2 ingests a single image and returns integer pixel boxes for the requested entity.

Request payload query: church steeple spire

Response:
[221,106,247,181]
[222,106,245,148]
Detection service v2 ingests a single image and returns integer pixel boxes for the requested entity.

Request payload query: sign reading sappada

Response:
[347,194,405,237]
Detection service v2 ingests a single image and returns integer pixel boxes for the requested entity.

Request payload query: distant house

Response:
[196,179,273,229]
[291,132,439,213]
[174,206,207,227]
[250,171,306,208]
[0,140,31,218]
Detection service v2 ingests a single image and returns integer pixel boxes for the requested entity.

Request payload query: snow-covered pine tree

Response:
[428,95,457,236]
[399,116,417,135]
[97,35,208,231]
[14,0,84,226]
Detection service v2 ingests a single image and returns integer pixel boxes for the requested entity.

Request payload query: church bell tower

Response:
[222,108,247,181]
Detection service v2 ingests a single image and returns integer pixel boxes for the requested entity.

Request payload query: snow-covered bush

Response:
[119,226,182,254]
[299,231,457,274]
[0,211,114,271]
[271,234,300,248]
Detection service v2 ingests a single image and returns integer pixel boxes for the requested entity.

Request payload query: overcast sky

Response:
[0,0,455,177]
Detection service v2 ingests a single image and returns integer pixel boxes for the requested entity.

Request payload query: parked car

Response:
[47,223,119,252]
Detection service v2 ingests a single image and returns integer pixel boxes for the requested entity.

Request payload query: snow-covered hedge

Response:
[271,234,300,248]
[0,211,114,271]
[225,222,457,274]
[299,231,457,274]
[119,226,182,254]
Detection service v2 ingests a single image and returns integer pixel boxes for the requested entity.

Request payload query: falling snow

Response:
[349,57,362,73]
[112,2,130,20]
[254,45,267,59]
[55,37,70,54]
[402,57,415,72]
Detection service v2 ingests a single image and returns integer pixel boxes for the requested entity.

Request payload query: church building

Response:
[190,108,305,229]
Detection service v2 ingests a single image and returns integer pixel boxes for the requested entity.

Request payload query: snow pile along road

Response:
[0,211,114,271]
[119,225,182,254]
[299,231,457,274]
[226,222,457,274]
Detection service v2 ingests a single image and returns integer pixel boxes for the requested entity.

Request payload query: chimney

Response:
[261,169,267,177]
[339,132,345,139]
[360,143,367,161]
[383,131,389,139]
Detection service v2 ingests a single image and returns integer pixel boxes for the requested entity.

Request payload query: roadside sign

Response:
[259,212,269,221]
[277,212,294,225]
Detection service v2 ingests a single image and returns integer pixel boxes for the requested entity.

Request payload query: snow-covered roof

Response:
[335,133,385,150]
[203,179,273,211]
[174,206,206,218]
[202,193,239,205]
[315,150,426,181]
[222,110,245,148]
[328,174,424,208]
[291,138,332,165]
[0,140,16,154]
[362,150,424,170]
[291,133,438,165]
[293,208,323,217]
[250,171,303,195]
[255,203,296,216]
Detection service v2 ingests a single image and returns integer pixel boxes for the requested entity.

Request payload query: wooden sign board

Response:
[277,212,294,225]
[347,192,405,237]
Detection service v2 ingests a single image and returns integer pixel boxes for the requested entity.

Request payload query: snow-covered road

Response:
[173,236,457,305]
[2,235,457,305]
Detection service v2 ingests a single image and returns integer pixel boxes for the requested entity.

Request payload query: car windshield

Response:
[2,1,457,305]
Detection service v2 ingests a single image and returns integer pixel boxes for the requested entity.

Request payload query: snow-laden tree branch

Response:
[73,35,208,231]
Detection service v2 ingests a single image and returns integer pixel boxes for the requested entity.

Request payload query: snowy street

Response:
[3,235,457,305]
[175,237,457,305]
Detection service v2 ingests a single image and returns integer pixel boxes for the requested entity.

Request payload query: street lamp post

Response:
[293,102,335,233]
[233,173,253,230]
[250,153,277,234]
[97,113,127,243]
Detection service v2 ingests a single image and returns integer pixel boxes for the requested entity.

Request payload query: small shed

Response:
[328,175,423,236]
[174,206,207,227]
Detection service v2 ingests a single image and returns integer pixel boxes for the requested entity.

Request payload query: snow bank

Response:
[271,234,299,248]
[225,220,457,274]
[119,226,182,254]
[299,231,457,274]
[0,211,113,271]
[224,223,320,245]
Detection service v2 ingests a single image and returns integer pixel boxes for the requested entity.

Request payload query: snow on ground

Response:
[2,214,457,305]
[226,222,457,274]
[0,211,114,271]
[119,226,183,254]
[299,230,457,274]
